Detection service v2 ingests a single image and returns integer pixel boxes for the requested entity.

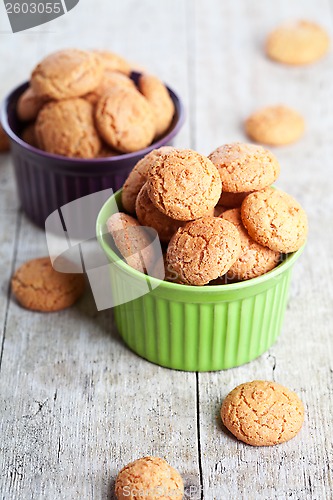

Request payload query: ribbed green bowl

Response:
[96,189,304,371]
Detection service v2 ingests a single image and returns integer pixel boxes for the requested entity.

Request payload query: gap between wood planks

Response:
[0,210,22,370]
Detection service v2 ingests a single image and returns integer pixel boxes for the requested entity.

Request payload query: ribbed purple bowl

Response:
[1,73,185,228]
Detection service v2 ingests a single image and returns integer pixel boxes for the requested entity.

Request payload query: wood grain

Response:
[192,0,333,497]
[0,0,333,498]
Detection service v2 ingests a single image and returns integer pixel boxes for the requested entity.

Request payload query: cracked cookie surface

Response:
[147,149,222,221]
[31,49,102,100]
[136,183,186,243]
[221,380,304,446]
[122,146,175,214]
[245,105,305,146]
[84,70,136,105]
[11,257,85,312]
[208,142,280,193]
[241,187,308,253]
[115,456,184,500]
[35,98,101,158]
[95,87,155,153]
[266,20,329,65]
[221,208,281,280]
[166,216,241,286]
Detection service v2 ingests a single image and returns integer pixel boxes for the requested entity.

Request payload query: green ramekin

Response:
[96,189,304,372]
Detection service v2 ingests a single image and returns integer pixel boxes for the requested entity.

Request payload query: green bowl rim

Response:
[96,189,305,294]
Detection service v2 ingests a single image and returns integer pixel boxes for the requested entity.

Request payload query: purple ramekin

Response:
[1,73,185,229]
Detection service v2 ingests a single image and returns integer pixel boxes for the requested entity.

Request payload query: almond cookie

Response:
[84,70,136,105]
[95,87,155,153]
[221,380,304,446]
[166,217,241,286]
[208,143,280,193]
[21,123,38,148]
[107,212,155,273]
[16,87,46,122]
[266,20,329,65]
[245,105,305,146]
[31,49,102,100]
[11,257,85,312]
[218,191,252,208]
[35,98,101,158]
[93,50,131,75]
[221,208,281,280]
[147,149,222,221]
[122,146,175,214]
[138,74,175,138]
[241,187,308,253]
[115,456,184,500]
[136,183,186,243]
[0,124,10,152]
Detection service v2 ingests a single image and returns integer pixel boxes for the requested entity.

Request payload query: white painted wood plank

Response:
[0,234,198,498]
[0,1,198,498]
[0,157,21,379]
[192,0,333,498]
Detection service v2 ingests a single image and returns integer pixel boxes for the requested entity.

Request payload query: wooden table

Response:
[0,1,332,498]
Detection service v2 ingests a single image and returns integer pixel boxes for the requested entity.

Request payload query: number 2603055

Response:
[5,3,62,14]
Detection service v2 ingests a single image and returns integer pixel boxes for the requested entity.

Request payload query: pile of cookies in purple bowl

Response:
[1,48,184,228]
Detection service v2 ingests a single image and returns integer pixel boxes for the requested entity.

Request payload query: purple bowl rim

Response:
[0,73,185,164]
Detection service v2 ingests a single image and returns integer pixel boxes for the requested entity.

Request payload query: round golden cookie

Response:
[115,456,184,500]
[136,183,186,243]
[35,98,101,158]
[221,208,281,280]
[21,123,38,148]
[17,87,46,122]
[93,50,131,75]
[95,87,155,153]
[221,380,304,446]
[84,70,136,105]
[218,190,252,208]
[147,149,222,221]
[166,217,241,286]
[107,212,155,274]
[122,146,175,214]
[245,105,305,146]
[31,49,102,100]
[11,257,85,312]
[0,124,10,152]
[241,187,308,253]
[138,74,175,138]
[266,20,330,65]
[208,142,280,193]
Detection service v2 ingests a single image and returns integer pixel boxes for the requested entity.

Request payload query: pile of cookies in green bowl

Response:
[96,143,307,371]
[108,143,307,286]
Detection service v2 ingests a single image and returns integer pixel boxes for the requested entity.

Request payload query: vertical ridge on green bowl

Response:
[97,189,304,372]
